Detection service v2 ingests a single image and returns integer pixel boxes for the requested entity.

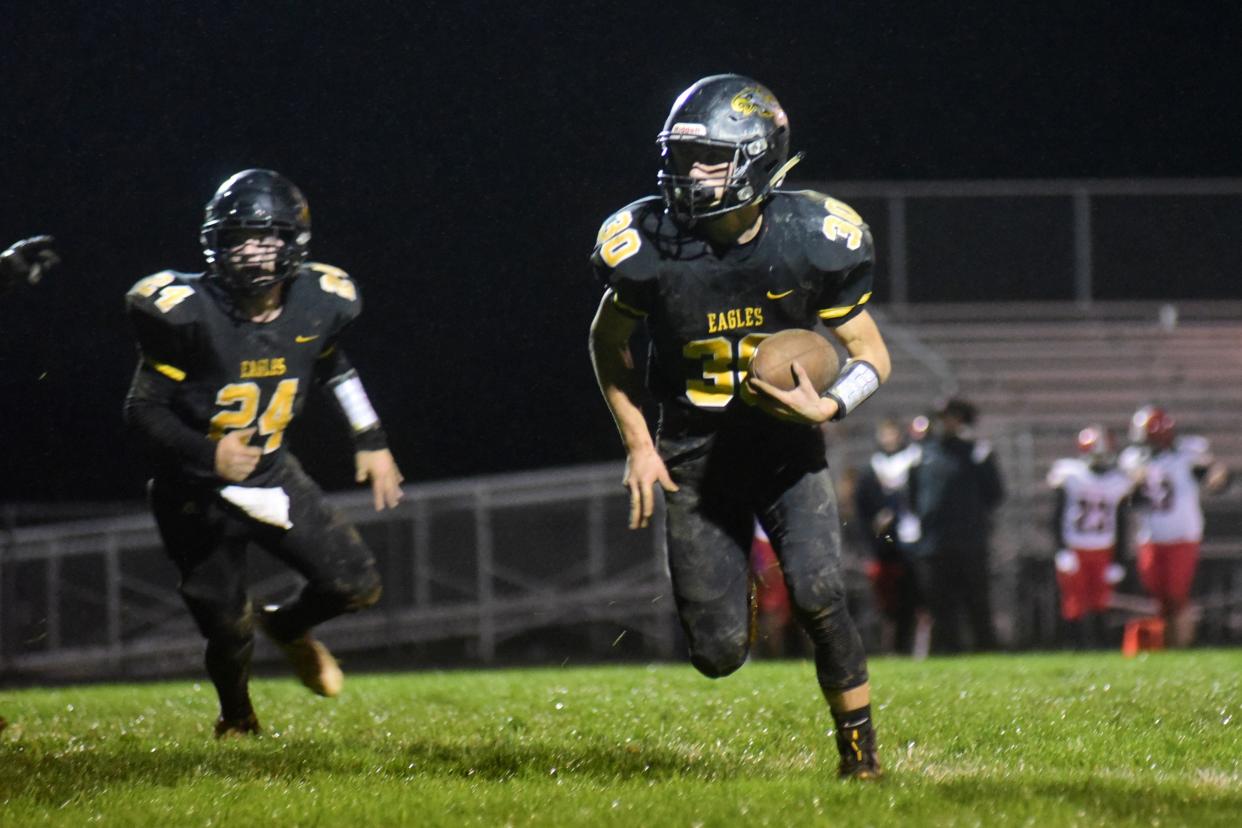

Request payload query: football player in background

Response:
[1120,406,1229,646]
[1,234,60,735]
[1046,425,1134,649]
[589,75,891,780]
[124,170,404,737]
[853,418,924,655]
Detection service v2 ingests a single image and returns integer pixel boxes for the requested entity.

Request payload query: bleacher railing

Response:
[0,464,679,681]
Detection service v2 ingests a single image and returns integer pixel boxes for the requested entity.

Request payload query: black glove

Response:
[1,235,60,294]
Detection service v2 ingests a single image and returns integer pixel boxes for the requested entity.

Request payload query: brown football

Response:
[749,329,840,393]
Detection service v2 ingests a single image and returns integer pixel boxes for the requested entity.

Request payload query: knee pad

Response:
[346,576,382,611]
[788,569,848,619]
[310,565,382,614]
[688,631,749,679]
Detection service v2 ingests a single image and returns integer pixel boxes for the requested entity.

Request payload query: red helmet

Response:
[1130,405,1176,449]
[1077,424,1116,463]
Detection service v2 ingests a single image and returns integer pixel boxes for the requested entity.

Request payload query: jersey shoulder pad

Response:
[591,197,664,281]
[1047,457,1084,488]
[297,261,363,326]
[1175,434,1210,459]
[125,270,206,326]
[774,189,874,272]
[1117,445,1148,473]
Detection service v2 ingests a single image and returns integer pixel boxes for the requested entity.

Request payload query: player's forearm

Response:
[314,346,389,452]
[324,368,389,452]
[835,311,891,383]
[124,372,218,473]
[591,345,655,453]
[1051,489,1067,548]
[589,336,656,456]
[590,292,655,453]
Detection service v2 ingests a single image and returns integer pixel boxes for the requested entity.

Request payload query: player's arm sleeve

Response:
[809,206,879,327]
[591,260,655,321]
[314,342,389,452]
[122,306,218,475]
[309,271,390,452]
[813,227,888,415]
[816,262,873,327]
[1051,487,1067,549]
[1115,497,1130,561]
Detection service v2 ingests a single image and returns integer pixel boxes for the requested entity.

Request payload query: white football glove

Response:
[1054,549,1079,574]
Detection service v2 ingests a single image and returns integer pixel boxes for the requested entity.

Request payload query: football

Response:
[748,329,840,393]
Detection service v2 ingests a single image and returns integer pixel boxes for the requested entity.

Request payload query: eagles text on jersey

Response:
[591,190,873,422]
[125,262,362,485]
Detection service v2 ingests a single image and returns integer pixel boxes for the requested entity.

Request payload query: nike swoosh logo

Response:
[295,334,320,343]
[766,289,795,300]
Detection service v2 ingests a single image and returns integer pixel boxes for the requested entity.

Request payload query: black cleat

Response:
[836,721,883,780]
[214,712,262,739]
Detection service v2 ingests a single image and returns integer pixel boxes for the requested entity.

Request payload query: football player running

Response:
[1046,425,1135,648]
[589,75,891,780]
[1119,406,1229,647]
[124,170,404,737]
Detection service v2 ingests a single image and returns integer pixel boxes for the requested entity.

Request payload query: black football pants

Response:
[149,455,381,718]
[659,414,869,697]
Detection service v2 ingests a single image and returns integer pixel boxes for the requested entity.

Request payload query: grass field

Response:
[2,650,1240,826]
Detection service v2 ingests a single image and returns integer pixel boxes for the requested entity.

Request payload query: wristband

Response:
[821,359,880,421]
[329,370,381,433]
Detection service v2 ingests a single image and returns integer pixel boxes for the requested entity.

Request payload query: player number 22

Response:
[683,333,769,408]
[209,379,299,453]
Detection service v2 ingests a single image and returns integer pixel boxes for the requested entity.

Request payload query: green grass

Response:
[2,651,1240,826]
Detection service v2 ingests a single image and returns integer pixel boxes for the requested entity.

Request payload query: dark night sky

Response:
[1,1,1239,501]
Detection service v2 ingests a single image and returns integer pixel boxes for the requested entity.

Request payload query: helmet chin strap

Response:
[768,151,805,189]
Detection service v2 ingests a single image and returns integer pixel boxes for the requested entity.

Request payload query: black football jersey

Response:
[591,190,874,421]
[125,262,362,484]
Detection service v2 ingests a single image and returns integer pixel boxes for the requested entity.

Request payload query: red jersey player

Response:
[1046,425,1134,648]
[1119,406,1229,646]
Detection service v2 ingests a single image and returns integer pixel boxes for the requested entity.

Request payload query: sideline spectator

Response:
[853,418,922,653]
[909,398,1004,653]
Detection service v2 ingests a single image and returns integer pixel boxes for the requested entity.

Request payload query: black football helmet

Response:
[656,74,799,225]
[200,169,311,295]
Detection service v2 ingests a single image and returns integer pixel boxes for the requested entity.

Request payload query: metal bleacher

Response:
[832,301,1242,646]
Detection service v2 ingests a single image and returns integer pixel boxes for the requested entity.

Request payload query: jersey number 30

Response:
[683,334,769,408]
